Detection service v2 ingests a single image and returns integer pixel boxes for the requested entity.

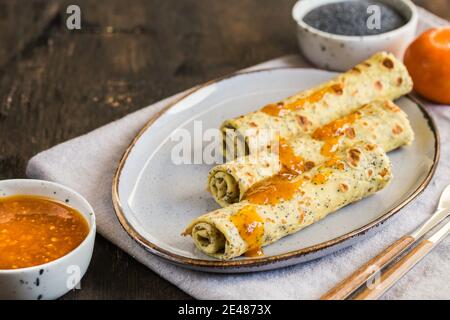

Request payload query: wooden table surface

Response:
[0,0,447,300]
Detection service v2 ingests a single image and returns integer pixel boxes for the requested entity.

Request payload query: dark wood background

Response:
[0,0,448,300]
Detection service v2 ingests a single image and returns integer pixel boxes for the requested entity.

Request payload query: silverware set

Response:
[322,184,450,300]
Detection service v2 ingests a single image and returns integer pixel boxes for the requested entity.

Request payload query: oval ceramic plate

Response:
[113,68,439,273]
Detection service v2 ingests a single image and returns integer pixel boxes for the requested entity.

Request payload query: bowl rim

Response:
[0,179,96,274]
[292,0,418,41]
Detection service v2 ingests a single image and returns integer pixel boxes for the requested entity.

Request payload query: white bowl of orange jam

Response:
[0,179,96,300]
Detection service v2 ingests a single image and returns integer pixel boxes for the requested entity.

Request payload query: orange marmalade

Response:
[243,156,346,206]
[311,158,347,185]
[0,195,89,270]
[278,138,314,175]
[243,139,309,206]
[244,173,304,206]
[230,205,264,257]
[312,111,361,157]
[261,83,344,117]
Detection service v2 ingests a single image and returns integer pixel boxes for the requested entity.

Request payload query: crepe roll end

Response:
[221,121,249,159]
[208,171,240,207]
[190,222,226,256]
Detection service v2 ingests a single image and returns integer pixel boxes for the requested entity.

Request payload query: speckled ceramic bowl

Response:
[0,179,96,300]
[292,0,418,71]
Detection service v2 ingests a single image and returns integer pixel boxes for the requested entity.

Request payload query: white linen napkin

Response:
[26,7,449,299]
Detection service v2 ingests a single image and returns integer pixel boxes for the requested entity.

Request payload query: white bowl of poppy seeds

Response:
[292,0,418,71]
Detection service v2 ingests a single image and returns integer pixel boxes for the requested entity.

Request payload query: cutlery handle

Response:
[354,240,434,300]
[320,235,415,300]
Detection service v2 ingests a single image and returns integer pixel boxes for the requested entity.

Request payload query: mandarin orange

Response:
[404,27,450,104]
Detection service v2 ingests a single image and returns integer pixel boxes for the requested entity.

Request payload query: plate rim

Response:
[112,67,440,269]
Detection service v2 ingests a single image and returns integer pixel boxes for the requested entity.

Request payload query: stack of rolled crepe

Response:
[183,52,415,260]
[184,142,392,259]
[209,99,414,207]
[222,51,412,158]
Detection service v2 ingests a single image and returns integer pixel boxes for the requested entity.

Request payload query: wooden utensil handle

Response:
[354,240,434,300]
[320,235,415,300]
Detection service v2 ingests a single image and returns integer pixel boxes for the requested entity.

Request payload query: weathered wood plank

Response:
[0,0,447,300]
[414,0,450,20]
[0,1,60,69]
[63,235,191,300]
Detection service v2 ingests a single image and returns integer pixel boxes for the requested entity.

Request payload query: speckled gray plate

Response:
[113,68,439,273]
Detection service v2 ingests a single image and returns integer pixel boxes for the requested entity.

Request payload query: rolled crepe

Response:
[185,142,392,260]
[209,99,413,207]
[221,52,413,158]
